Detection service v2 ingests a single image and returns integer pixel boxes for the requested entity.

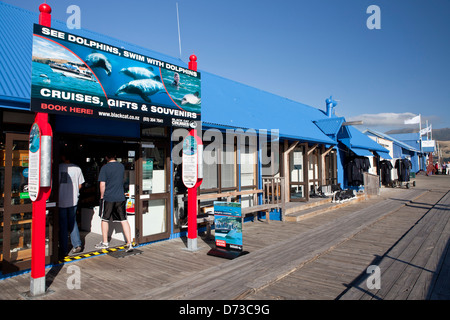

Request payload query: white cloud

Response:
[32,36,80,63]
[347,112,420,127]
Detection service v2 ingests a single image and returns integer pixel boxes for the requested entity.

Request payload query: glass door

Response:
[1,133,54,274]
[135,141,170,243]
[289,145,307,202]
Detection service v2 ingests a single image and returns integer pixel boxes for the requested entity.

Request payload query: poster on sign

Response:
[207,201,248,259]
[182,135,198,188]
[30,24,201,128]
[28,123,41,201]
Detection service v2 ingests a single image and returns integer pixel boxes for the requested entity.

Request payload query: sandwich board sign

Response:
[207,201,248,259]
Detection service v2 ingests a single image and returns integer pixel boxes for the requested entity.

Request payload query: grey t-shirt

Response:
[98,161,125,202]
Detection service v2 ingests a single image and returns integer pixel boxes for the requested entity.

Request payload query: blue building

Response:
[0,2,389,273]
[364,129,423,174]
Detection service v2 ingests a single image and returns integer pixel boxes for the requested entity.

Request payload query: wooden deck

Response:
[0,175,449,300]
[247,175,450,300]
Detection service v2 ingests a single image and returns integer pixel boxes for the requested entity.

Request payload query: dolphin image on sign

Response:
[120,66,157,80]
[85,52,112,76]
[115,77,164,103]
[181,92,201,105]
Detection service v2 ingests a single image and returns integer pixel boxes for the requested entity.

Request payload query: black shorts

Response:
[99,200,127,222]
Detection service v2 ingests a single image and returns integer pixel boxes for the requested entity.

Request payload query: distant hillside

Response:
[386,127,450,141]
[439,141,450,162]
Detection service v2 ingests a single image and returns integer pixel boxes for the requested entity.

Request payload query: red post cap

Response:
[39,3,52,14]
[188,54,197,71]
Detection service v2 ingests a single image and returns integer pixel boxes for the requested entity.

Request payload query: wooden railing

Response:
[260,177,286,220]
[241,177,286,222]
[196,176,286,223]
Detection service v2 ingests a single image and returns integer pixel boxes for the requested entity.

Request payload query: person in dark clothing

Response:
[95,153,133,252]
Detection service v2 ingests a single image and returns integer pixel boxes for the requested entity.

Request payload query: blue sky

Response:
[4,0,450,132]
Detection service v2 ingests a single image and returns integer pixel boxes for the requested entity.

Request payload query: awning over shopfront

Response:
[340,139,374,157]
[376,151,392,159]
[345,126,390,154]
[337,125,390,158]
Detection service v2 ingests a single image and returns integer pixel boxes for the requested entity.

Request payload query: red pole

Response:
[38,3,52,26]
[31,114,52,278]
[30,3,53,295]
[187,55,202,249]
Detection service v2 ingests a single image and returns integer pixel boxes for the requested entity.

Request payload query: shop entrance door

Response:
[135,141,170,244]
[289,145,307,202]
[1,133,55,274]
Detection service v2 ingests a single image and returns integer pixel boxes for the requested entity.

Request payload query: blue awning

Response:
[349,146,374,157]
[376,151,392,159]
[341,140,374,157]
[346,126,390,153]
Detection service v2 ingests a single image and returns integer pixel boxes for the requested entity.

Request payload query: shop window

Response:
[142,199,166,237]
[308,149,320,194]
[9,140,31,206]
[261,140,280,177]
[141,126,167,138]
[325,150,338,185]
[221,145,236,189]
[201,148,218,190]
[289,145,306,201]
[1,133,4,209]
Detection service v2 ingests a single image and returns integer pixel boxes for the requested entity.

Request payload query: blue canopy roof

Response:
[345,126,390,153]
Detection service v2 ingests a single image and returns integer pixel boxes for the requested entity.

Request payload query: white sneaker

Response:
[95,242,109,250]
[125,243,134,252]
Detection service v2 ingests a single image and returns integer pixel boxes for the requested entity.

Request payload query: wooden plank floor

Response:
[247,176,450,300]
[0,175,448,300]
[339,189,450,300]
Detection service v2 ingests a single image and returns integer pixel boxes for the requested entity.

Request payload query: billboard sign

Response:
[31,24,201,128]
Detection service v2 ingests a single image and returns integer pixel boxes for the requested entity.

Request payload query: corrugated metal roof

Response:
[364,129,420,153]
[0,2,335,145]
[0,3,34,103]
[201,72,336,144]
[388,132,421,151]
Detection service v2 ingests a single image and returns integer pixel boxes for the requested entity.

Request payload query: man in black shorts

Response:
[95,153,133,252]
